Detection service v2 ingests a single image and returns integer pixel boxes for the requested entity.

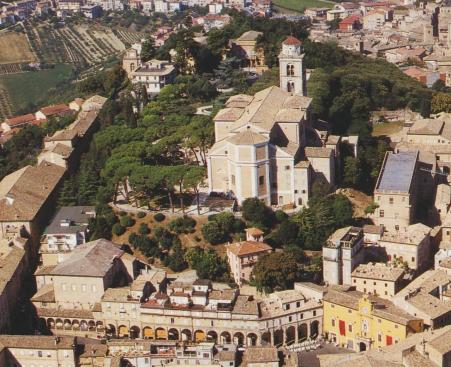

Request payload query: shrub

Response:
[119,210,127,217]
[201,221,224,244]
[128,232,138,246]
[207,214,218,221]
[168,216,197,234]
[154,213,165,222]
[275,209,288,223]
[139,223,150,235]
[137,211,147,218]
[112,223,125,236]
[120,215,135,227]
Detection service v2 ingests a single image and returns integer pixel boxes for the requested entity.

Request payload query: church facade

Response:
[207,36,339,207]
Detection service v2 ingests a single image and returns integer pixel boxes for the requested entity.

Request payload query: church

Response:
[207,36,345,208]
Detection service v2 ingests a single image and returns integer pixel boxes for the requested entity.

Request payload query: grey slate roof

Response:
[50,239,123,277]
[376,151,418,193]
[44,206,95,234]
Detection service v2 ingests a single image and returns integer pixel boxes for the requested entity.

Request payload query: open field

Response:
[273,0,334,12]
[0,64,73,114]
[0,31,36,64]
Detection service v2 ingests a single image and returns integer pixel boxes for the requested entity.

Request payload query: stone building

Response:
[351,263,406,299]
[207,36,337,208]
[225,227,272,286]
[392,269,451,329]
[0,335,78,367]
[39,205,96,267]
[323,227,365,286]
[0,237,30,333]
[230,30,267,74]
[373,151,419,232]
[323,287,423,352]
[34,246,323,349]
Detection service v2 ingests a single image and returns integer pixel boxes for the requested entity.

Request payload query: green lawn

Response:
[273,0,334,12]
[0,64,74,114]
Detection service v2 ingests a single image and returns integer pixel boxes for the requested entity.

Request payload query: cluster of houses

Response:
[307,1,451,87]
[0,95,106,335]
[0,99,83,145]
[0,0,270,24]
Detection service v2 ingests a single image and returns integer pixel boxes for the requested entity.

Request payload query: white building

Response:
[40,206,96,266]
[130,59,176,96]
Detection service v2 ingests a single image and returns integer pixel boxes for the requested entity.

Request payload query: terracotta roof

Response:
[282,36,302,45]
[226,240,272,257]
[39,104,71,116]
[4,113,36,127]
[340,14,361,24]
[246,227,263,236]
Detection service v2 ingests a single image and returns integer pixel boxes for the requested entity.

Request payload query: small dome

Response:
[282,36,302,46]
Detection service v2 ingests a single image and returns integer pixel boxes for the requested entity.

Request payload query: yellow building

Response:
[323,287,423,352]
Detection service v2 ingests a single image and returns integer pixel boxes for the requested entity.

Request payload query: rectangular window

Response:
[259,176,264,186]
[92,285,97,292]
[331,319,335,327]
[82,284,87,292]
[285,165,290,170]
[389,197,393,204]
[62,283,67,291]
[231,175,235,185]
[71,284,76,291]
[378,333,382,342]
[313,310,316,316]
[380,210,384,217]
[348,324,352,332]
[38,351,42,357]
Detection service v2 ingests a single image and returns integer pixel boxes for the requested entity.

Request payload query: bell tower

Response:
[279,36,306,96]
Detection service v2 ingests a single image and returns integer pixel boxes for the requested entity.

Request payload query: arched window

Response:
[286,64,295,76]
[130,63,135,72]
[287,81,295,92]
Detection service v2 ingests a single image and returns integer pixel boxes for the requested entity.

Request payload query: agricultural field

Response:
[0,64,74,115]
[0,21,144,115]
[0,31,36,65]
[273,0,334,12]
[0,21,145,70]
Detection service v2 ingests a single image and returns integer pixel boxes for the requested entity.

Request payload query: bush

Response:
[242,198,274,229]
[207,214,218,221]
[201,221,224,244]
[139,223,150,235]
[154,213,166,222]
[112,223,126,236]
[128,232,138,246]
[137,211,147,218]
[120,215,135,227]
[275,210,288,223]
[119,210,127,216]
[168,216,197,234]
